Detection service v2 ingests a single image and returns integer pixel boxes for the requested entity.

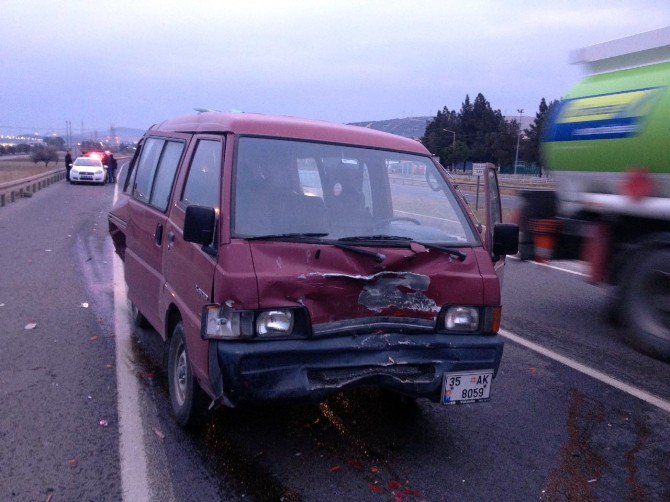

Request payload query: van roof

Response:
[149,112,430,155]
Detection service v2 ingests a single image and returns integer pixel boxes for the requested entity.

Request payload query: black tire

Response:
[622,247,670,362]
[167,321,208,427]
[130,302,150,329]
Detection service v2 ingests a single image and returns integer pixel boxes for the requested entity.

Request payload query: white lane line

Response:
[499,328,670,414]
[508,255,589,277]
[113,163,151,501]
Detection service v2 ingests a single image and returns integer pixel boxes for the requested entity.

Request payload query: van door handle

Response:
[167,231,175,250]
[155,224,163,245]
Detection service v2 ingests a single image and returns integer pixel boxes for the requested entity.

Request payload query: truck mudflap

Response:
[209,333,504,407]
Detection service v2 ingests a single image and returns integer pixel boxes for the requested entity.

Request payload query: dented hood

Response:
[248,241,494,329]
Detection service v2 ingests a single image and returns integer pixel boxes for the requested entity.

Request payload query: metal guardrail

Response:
[0,167,66,207]
[390,174,555,192]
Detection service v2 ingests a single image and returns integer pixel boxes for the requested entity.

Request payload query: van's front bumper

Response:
[210,333,504,407]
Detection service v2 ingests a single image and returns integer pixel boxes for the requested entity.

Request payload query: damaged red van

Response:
[108,112,518,426]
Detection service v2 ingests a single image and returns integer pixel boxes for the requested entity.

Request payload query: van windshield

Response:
[232,137,478,246]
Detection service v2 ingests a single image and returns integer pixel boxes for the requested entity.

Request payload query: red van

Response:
[108,112,518,426]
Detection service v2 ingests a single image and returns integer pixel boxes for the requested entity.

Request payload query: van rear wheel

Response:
[168,321,208,427]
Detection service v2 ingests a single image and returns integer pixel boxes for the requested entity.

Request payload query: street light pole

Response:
[443,129,456,171]
[514,109,523,175]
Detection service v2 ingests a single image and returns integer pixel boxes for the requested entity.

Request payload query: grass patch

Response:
[0,159,63,184]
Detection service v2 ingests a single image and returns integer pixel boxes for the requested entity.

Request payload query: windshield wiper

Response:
[245,233,385,262]
[331,242,386,263]
[338,235,466,261]
[416,241,467,261]
[245,232,329,241]
[338,235,411,242]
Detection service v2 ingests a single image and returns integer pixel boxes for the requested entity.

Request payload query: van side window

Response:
[123,142,143,194]
[133,138,165,203]
[182,139,222,209]
[150,141,184,211]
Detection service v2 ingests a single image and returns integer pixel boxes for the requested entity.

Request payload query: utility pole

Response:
[514,108,523,175]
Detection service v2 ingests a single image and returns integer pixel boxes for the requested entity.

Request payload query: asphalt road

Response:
[1,172,668,501]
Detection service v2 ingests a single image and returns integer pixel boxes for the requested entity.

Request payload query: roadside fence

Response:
[0,167,66,208]
[390,173,555,192]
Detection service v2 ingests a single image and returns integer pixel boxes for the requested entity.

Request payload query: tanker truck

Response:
[519,27,670,361]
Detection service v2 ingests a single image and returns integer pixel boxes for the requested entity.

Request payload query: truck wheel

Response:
[168,321,208,427]
[622,248,670,361]
[130,302,150,329]
[518,241,534,261]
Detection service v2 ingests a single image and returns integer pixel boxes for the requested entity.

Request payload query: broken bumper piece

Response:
[212,333,503,406]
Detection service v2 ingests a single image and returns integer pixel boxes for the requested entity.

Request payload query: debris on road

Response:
[81,302,89,308]
[24,322,37,330]
[90,336,98,341]
[99,419,109,427]
[153,428,165,440]
[369,484,383,494]
[67,458,78,467]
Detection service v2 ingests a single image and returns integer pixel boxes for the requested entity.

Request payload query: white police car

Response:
[70,157,107,185]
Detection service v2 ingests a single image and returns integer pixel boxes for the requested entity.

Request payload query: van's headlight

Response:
[203,304,254,339]
[257,310,294,337]
[441,306,501,334]
[202,305,306,340]
[444,306,479,331]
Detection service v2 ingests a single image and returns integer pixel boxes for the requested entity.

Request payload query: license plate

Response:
[442,370,493,405]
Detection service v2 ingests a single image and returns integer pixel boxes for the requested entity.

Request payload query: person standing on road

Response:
[108,154,117,184]
[64,150,73,182]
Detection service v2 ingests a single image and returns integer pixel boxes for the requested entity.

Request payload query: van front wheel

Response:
[168,322,208,427]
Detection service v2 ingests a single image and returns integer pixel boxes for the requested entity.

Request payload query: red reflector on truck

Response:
[621,168,654,201]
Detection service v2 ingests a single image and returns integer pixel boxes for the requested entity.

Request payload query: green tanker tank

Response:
[543,62,670,174]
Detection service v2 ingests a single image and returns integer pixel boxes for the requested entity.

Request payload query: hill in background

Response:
[349,115,534,140]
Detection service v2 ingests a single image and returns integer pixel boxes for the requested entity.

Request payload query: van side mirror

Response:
[184,205,216,246]
[493,223,519,257]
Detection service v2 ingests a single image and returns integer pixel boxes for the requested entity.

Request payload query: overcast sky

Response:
[2,1,669,135]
